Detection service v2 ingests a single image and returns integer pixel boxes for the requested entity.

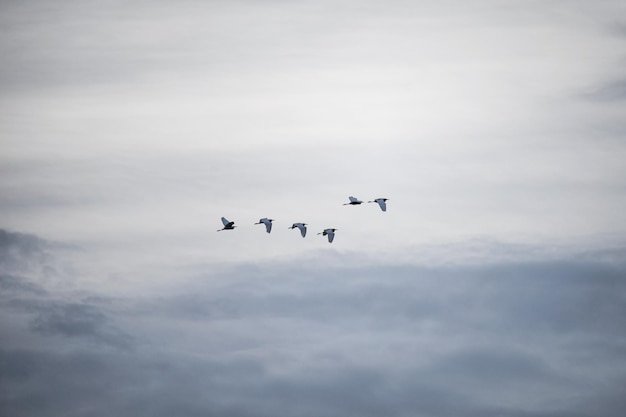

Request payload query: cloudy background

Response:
[1,0,626,415]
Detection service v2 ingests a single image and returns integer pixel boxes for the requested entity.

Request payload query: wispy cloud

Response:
[23,300,133,350]
[585,79,626,102]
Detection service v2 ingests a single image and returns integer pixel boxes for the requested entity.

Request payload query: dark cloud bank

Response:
[1,229,626,417]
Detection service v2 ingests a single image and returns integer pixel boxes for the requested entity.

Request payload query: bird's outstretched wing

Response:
[327,229,335,243]
[256,218,273,233]
[294,223,306,237]
[368,198,388,212]
[218,217,235,231]
[344,196,363,205]
[290,223,307,237]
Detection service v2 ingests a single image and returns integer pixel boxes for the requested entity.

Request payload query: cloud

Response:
[0,348,513,417]
[584,79,626,102]
[2,0,626,413]
[608,21,626,37]
[0,273,47,295]
[28,301,133,350]
[0,229,132,350]
[0,229,75,280]
[0,229,49,272]
[2,296,134,351]
[114,252,626,396]
[2,232,626,416]
[72,254,624,416]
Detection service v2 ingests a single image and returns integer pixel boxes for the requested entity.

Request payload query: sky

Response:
[1,0,626,416]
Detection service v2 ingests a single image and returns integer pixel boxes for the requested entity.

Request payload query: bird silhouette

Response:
[368,198,388,212]
[343,196,363,205]
[255,218,274,233]
[289,222,307,238]
[217,217,236,231]
[317,228,337,243]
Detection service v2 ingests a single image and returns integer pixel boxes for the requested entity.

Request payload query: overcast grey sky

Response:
[1,0,626,416]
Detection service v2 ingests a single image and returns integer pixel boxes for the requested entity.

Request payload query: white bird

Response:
[368,198,389,212]
[343,196,363,206]
[217,217,236,231]
[255,218,274,233]
[289,222,307,238]
[317,228,337,243]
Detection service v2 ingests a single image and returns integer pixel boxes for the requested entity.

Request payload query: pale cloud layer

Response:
[1,1,626,415]
[2,0,625,263]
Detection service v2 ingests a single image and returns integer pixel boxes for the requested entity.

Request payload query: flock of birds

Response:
[217,196,389,243]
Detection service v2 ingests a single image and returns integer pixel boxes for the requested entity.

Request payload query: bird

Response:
[317,228,337,243]
[289,222,307,238]
[368,198,389,212]
[255,218,274,233]
[217,217,236,231]
[343,196,363,205]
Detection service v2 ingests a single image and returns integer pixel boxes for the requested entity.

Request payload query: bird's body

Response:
[368,198,389,212]
[343,196,363,205]
[289,222,307,238]
[317,228,337,243]
[255,218,274,233]
[218,217,236,231]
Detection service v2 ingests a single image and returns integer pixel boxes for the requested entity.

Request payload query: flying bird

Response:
[317,228,337,243]
[368,198,389,212]
[255,218,274,233]
[217,217,236,231]
[343,196,363,205]
[289,222,307,238]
